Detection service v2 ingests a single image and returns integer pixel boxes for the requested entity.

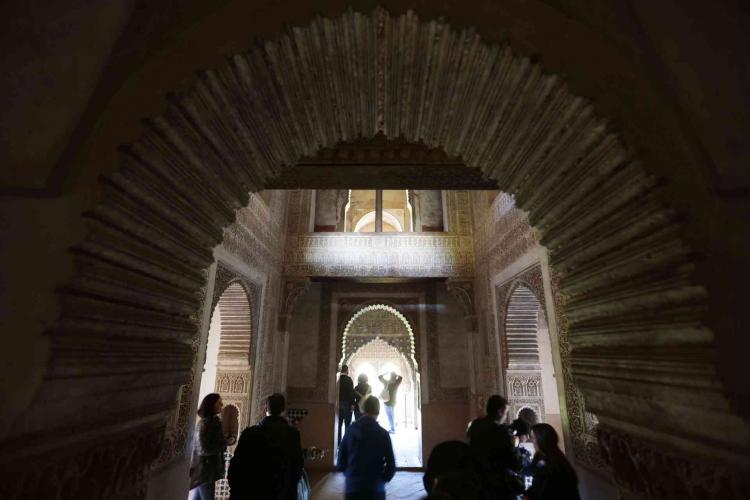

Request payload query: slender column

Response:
[375,189,383,232]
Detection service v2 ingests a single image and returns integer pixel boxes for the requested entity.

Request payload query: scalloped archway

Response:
[15,7,746,500]
[340,303,417,370]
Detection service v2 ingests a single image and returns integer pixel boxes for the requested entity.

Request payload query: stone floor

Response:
[391,428,422,467]
[312,472,426,499]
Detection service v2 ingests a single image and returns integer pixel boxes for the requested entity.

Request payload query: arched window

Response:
[505,285,540,365]
[343,190,414,232]
[199,282,253,429]
[353,210,403,232]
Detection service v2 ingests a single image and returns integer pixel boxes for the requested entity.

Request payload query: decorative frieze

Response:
[284,233,474,278]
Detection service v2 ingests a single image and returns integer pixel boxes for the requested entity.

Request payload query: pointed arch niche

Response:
[496,267,569,456]
[503,284,559,431]
[200,282,254,429]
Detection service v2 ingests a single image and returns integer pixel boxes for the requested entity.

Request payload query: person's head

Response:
[423,440,474,493]
[430,468,485,499]
[519,407,539,426]
[197,393,222,419]
[485,395,509,422]
[362,395,380,417]
[511,418,531,443]
[357,373,368,384]
[341,364,348,374]
[266,393,286,416]
[390,371,397,378]
[531,423,560,455]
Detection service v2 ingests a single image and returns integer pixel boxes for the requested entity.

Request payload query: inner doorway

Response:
[337,305,422,467]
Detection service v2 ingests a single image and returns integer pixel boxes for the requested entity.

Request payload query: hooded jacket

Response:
[336,415,396,494]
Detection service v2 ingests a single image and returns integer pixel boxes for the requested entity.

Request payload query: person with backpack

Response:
[228,393,304,500]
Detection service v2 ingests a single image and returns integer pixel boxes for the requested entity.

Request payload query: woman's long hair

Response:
[531,423,577,479]
[197,393,221,419]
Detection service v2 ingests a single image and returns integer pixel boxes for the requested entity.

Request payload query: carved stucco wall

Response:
[472,191,604,472]
[284,189,474,278]
[341,305,416,366]
[155,192,287,471]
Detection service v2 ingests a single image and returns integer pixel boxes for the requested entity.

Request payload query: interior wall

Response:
[417,190,445,232]
[436,286,469,389]
[145,192,288,498]
[470,191,609,487]
[313,189,347,231]
[287,283,322,388]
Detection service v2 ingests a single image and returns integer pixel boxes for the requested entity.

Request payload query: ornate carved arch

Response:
[15,7,743,499]
[340,304,418,374]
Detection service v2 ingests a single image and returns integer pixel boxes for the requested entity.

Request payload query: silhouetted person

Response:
[339,364,357,445]
[190,393,228,500]
[518,408,539,427]
[511,418,533,473]
[228,393,304,500]
[354,373,372,420]
[467,395,522,499]
[378,371,402,433]
[337,396,396,499]
[524,424,580,500]
[423,440,485,496]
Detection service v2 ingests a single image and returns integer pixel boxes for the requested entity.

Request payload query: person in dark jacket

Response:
[337,396,396,499]
[228,393,304,500]
[467,395,522,499]
[190,393,229,500]
[423,440,483,496]
[353,373,372,421]
[524,424,580,500]
[339,364,357,445]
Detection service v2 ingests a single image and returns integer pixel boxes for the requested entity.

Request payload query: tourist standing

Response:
[378,371,402,433]
[189,393,229,500]
[337,396,396,500]
[353,373,372,420]
[338,364,357,444]
[467,395,522,499]
[524,424,580,500]
[228,393,304,500]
